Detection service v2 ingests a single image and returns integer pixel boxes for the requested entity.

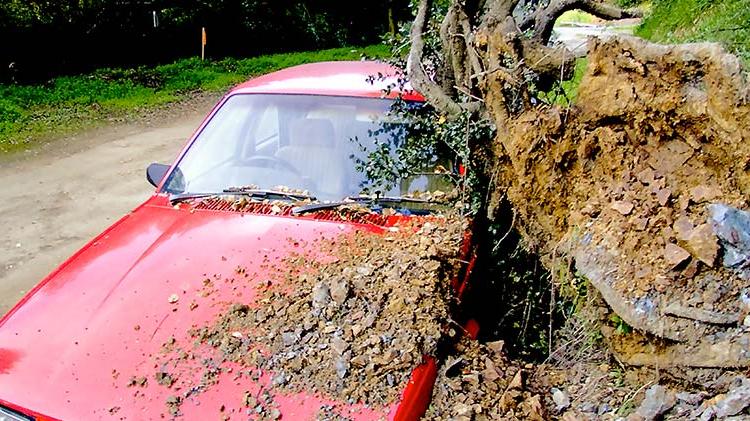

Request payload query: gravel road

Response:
[0,96,218,316]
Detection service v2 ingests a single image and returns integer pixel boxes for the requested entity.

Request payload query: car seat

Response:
[275,118,347,199]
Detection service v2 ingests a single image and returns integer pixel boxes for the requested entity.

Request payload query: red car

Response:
[0,61,475,420]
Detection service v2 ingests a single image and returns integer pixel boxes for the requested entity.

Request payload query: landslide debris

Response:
[488,35,750,367]
[152,213,466,415]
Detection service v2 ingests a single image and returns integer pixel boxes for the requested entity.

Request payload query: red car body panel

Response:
[0,62,451,420]
[231,61,424,102]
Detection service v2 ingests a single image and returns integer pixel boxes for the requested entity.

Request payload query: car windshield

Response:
[162,94,454,202]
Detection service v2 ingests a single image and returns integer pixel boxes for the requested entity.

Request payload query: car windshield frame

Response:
[160,93,456,203]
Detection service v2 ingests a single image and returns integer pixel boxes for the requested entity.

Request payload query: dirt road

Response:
[0,96,218,316]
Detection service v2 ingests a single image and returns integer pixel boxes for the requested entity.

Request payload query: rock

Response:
[612,200,635,215]
[311,283,330,309]
[709,204,750,276]
[656,188,671,206]
[663,302,738,325]
[508,370,524,390]
[673,217,695,241]
[551,387,571,410]
[636,385,676,420]
[334,357,349,379]
[648,140,693,173]
[684,223,719,266]
[329,279,350,305]
[664,243,691,267]
[331,336,349,356]
[453,402,472,416]
[525,394,547,421]
[690,185,721,203]
[281,332,297,346]
[676,392,705,405]
[486,340,505,355]
[711,382,750,417]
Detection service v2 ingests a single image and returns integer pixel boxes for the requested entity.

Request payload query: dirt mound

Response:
[150,214,466,415]
[490,35,750,366]
[424,335,650,420]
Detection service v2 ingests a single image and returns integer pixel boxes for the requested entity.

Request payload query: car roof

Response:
[230,60,424,101]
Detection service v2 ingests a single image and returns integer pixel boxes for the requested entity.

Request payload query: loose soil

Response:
[150,208,467,415]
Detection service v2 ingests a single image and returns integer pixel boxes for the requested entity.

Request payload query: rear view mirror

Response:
[146,163,170,187]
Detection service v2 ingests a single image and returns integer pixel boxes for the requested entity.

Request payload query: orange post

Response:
[201,27,207,60]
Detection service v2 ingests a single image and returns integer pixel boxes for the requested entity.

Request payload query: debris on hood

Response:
[147,214,467,416]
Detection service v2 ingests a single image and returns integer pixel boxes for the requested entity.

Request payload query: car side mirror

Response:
[146,163,170,187]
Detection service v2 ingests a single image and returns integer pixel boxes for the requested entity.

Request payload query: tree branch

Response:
[521,0,642,43]
[408,0,480,118]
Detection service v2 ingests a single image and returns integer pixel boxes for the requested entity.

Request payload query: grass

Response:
[636,0,750,66]
[539,57,589,107]
[556,10,599,25]
[0,44,390,153]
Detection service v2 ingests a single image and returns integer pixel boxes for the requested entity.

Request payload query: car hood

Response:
[0,197,407,420]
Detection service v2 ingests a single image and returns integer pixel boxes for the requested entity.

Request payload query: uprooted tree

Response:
[406,0,750,367]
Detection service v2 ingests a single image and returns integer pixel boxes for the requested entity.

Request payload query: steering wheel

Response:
[242,155,302,177]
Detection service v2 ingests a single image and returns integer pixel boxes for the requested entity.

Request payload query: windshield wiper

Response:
[169,188,316,205]
[291,195,428,215]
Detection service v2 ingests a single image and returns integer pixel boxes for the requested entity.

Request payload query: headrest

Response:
[289,118,335,147]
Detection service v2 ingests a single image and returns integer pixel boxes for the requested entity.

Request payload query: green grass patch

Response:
[0,44,390,153]
[539,57,589,107]
[556,10,599,25]
[636,0,750,66]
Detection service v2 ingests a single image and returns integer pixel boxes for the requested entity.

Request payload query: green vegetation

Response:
[637,0,750,66]
[556,10,599,25]
[538,58,589,107]
[0,45,389,153]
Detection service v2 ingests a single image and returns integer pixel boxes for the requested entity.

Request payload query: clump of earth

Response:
[487,35,750,367]
[151,209,467,415]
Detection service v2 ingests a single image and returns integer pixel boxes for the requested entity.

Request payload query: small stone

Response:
[636,385,677,420]
[684,223,719,267]
[281,332,296,346]
[334,357,349,379]
[611,200,635,215]
[664,243,691,267]
[168,294,179,304]
[329,279,350,305]
[690,185,721,203]
[551,387,571,410]
[656,188,671,206]
[331,336,349,355]
[486,340,505,355]
[634,217,649,231]
[676,392,705,405]
[454,402,472,416]
[311,283,330,309]
[508,370,523,390]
